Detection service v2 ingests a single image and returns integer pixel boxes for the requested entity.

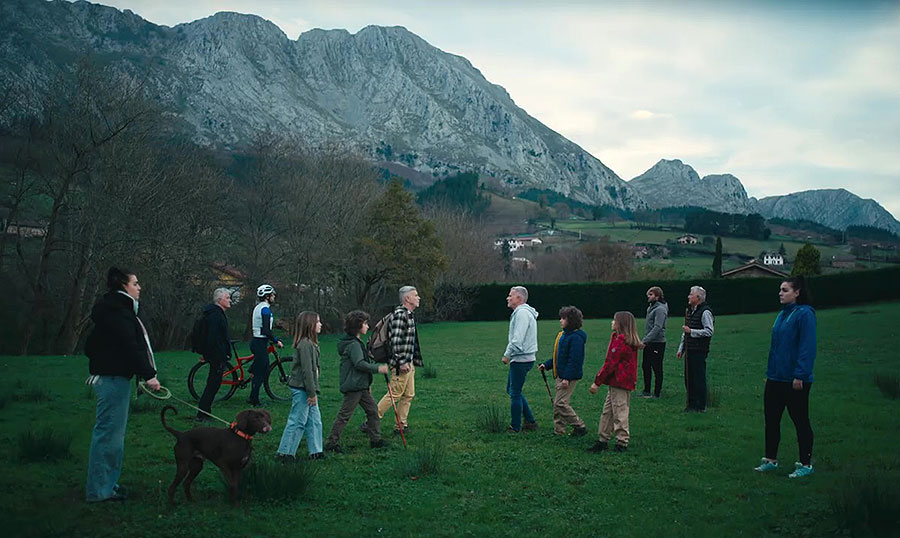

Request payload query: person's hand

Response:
[560,379,569,389]
[378,364,389,374]
[676,351,683,359]
[146,377,161,391]
[682,325,691,334]
[198,357,206,363]
[400,363,411,373]
[792,379,803,391]
[276,341,284,349]
[538,364,545,372]
[589,383,599,395]
[502,356,509,365]
[307,395,318,406]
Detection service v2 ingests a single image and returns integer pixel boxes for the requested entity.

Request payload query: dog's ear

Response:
[234,410,251,432]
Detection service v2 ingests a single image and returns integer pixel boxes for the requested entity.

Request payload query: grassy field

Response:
[5,302,900,537]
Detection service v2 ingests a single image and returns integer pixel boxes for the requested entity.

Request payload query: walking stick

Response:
[540,368,554,407]
[384,373,407,449]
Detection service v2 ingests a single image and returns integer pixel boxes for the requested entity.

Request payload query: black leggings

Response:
[642,342,665,396]
[764,380,813,465]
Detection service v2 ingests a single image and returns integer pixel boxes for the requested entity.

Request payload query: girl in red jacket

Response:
[588,311,644,452]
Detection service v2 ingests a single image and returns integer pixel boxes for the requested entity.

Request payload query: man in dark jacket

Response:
[641,286,668,398]
[677,286,714,412]
[196,288,233,422]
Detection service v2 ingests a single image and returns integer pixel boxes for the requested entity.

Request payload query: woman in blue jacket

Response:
[539,306,587,436]
[754,276,817,478]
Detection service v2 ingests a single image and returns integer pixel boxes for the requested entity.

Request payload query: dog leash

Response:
[137,381,231,426]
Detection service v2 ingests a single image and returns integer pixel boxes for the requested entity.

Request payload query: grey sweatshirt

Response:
[504,303,539,362]
[643,300,668,344]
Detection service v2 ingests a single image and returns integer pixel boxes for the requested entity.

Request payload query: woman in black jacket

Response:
[84,267,160,502]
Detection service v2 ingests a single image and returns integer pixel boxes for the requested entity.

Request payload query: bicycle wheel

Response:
[187,360,238,402]
[264,357,293,401]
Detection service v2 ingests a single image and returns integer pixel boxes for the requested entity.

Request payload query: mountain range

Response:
[1,0,897,235]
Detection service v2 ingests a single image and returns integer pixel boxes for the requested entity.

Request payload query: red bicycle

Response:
[187,340,292,402]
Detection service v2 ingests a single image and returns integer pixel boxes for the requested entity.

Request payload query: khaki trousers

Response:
[597,386,631,446]
[377,365,415,428]
[553,378,585,434]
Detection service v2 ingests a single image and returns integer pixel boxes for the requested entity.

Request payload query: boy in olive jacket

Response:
[325,310,389,452]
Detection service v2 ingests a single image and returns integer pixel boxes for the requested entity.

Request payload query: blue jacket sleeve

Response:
[560,334,584,380]
[260,307,278,344]
[792,309,817,381]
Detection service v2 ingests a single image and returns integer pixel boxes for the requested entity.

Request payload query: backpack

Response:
[366,312,393,363]
[190,310,210,354]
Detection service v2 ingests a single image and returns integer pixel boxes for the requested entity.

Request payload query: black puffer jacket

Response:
[84,291,157,380]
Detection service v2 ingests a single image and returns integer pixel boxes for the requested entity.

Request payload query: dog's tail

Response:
[161,405,180,437]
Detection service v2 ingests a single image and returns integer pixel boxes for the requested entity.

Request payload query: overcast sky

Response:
[90,0,900,217]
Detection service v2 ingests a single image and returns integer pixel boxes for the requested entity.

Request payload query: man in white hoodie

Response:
[502,286,539,432]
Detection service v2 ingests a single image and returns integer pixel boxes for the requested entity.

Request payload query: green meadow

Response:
[5,302,900,537]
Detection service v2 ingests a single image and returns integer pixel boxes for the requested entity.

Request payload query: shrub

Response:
[874,372,900,400]
[396,441,446,478]
[831,473,900,537]
[235,458,317,502]
[476,403,503,433]
[18,429,73,463]
[423,365,437,379]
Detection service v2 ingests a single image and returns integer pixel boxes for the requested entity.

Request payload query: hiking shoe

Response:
[640,391,652,398]
[571,425,588,437]
[393,425,409,435]
[324,443,343,454]
[308,452,325,460]
[788,462,814,478]
[754,458,778,472]
[522,421,538,431]
[246,399,265,408]
[613,443,628,453]
[506,426,521,433]
[587,440,608,452]
[274,453,296,464]
[370,439,387,449]
[359,422,368,433]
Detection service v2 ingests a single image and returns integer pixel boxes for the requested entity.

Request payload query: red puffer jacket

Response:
[594,333,638,391]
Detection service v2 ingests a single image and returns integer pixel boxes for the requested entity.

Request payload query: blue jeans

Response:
[249,338,269,402]
[276,387,323,456]
[86,376,131,501]
[507,361,536,431]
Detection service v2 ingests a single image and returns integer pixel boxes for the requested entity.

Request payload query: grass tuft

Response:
[830,473,900,537]
[130,395,160,414]
[0,394,8,410]
[706,386,721,408]
[396,440,446,478]
[13,386,50,402]
[874,372,900,400]
[476,403,504,433]
[235,458,317,502]
[423,365,438,379]
[17,429,73,463]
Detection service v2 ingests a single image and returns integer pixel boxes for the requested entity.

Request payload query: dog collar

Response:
[230,422,253,440]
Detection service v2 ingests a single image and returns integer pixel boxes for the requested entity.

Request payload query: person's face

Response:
[506,289,523,309]
[405,290,421,310]
[218,293,232,310]
[360,320,369,336]
[560,317,568,329]
[267,293,276,304]
[779,281,800,305]
[647,291,658,303]
[688,291,701,306]
[315,316,322,334]
[124,274,140,300]
[610,319,617,332]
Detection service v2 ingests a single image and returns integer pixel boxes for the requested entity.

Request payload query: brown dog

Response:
[161,405,272,505]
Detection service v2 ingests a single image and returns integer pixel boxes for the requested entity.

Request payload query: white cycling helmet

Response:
[256,284,275,297]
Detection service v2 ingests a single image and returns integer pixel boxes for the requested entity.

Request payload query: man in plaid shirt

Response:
[375,285,423,434]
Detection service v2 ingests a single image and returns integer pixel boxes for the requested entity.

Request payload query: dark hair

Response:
[558,305,583,330]
[783,276,812,305]
[106,266,134,291]
[344,310,370,336]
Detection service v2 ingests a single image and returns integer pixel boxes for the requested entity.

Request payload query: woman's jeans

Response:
[507,360,536,431]
[249,337,269,403]
[277,387,323,456]
[86,376,131,501]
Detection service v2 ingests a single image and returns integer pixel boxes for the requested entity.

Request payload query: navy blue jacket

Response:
[542,329,586,381]
[767,303,817,383]
[201,303,232,363]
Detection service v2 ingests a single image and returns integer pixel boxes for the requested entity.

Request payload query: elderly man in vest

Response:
[676,286,714,412]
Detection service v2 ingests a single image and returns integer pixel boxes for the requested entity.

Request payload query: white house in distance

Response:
[761,252,784,266]
[493,237,543,251]
[677,234,698,245]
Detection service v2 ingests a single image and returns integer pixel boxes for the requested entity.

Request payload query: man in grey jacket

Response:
[640,286,668,398]
[502,286,539,432]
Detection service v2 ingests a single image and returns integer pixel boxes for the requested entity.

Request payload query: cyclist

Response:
[249,284,283,406]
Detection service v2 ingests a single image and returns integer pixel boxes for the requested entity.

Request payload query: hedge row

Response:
[462,266,900,321]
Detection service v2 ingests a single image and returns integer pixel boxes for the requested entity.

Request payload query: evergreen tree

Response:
[792,243,822,276]
[712,236,723,278]
[778,243,786,256]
